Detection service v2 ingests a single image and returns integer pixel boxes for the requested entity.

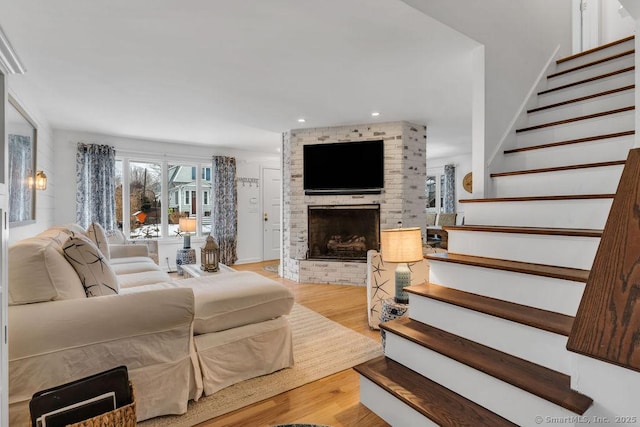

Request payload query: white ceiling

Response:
[0,0,478,158]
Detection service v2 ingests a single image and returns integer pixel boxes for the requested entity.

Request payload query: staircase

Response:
[356,36,637,426]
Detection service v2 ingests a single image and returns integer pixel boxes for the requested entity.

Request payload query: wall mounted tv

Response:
[303,140,384,195]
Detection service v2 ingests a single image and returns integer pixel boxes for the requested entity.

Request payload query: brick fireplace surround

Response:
[282,121,427,286]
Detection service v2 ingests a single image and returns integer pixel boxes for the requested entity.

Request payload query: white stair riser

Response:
[409,296,571,374]
[571,354,640,425]
[554,40,635,73]
[538,71,634,105]
[359,376,437,427]
[447,231,599,270]
[502,135,634,170]
[427,261,584,316]
[385,334,577,426]
[516,110,634,147]
[463,198,612,229]
[491,165,623,197]
[546,55,635,90]
[527,90,634,127]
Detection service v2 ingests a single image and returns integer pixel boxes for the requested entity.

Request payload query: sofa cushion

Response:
[105,229,127,244]
[63,236,119,297]
[51,223,87,237]
[117,271,173,289]
[8,237,86,305]
[110,260,162,275]
[121,271,294,334]
[86,222,111,260]
[35,229,72,248]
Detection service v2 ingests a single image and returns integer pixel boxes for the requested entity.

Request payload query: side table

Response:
[380,298,409,349]
[176,248,196,275]
[181,263,235,278]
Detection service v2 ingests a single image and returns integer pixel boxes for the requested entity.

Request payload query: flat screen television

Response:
[303,140,384,195]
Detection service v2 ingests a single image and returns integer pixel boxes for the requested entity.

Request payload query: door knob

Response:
[264,213,268,222]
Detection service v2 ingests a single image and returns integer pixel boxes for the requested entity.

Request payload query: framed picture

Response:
[8,95,37,226]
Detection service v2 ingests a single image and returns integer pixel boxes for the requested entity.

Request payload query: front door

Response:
[262,168,281,261]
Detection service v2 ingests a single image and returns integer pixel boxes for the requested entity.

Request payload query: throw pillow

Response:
[63,235,119,297]
[105,229,126,245]
[8,237,87,305]
[86,222,111,260]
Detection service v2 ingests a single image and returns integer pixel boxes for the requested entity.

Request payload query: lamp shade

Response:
[179,217,197,233]
[380,227,423,263]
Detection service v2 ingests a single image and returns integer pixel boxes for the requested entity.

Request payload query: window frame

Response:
[116,154,212,241]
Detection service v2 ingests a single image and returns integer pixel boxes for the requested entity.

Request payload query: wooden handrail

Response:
[567,148,640,372]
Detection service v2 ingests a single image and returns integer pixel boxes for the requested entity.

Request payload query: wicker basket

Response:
[66,382,136,427]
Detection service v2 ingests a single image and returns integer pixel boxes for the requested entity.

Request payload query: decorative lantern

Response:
[201,235,220,272]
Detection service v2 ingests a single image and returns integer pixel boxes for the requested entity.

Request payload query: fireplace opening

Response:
[308,204,380,261]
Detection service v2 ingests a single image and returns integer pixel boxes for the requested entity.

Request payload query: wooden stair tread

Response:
[516,106,634,133]
[459,194,615,203]
[354,356,517,426]
[504,131,635,154]
[557,35,634,64]
[490,160,626,178]
[425,252,590,283]
[528,85,635,113]
[548,49,634,79]
[381,318,593,415]
[538,66,634,96]
[444,225,603,238]
[406,283,574,335]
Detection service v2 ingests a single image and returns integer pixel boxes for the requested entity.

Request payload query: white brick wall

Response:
[282,121,426,286]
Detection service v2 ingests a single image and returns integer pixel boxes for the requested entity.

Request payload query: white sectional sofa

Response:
[8,224,294,425]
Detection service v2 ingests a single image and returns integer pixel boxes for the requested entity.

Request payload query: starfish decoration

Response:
[370,275,391,301]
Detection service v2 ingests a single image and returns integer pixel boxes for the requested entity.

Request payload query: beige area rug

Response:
[263,262,280,273]
[140,303,383,427]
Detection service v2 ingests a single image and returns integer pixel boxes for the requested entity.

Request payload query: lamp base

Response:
[394,263,411,304]
[176,248,196,275]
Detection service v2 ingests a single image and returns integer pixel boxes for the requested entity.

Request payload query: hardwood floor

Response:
[195,261,389,427]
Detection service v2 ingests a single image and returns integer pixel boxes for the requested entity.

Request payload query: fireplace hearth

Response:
[308,205,380,261]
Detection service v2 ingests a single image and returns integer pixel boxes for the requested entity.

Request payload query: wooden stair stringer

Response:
[567,148,640,373]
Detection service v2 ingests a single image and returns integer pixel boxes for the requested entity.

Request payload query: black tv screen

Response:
[303,140,384,195]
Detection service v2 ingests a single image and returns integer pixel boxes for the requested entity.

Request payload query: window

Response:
[129,161,162,238]
[426,176,436,210]
[439,175,445,212]
[426,171,449,213]
[202,167,211,181]
[116,158,212,240]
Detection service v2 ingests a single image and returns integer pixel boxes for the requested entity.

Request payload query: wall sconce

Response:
[34,170,47,190]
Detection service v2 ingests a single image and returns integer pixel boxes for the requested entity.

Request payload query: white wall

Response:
[52,129,279,266]
[427,153,472,224]
[402,0,573,196]
[236,161,263,264]
[602,0,636,44]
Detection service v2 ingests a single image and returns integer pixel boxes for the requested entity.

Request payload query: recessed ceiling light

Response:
[298,118,306,123]
[371,112,380,117]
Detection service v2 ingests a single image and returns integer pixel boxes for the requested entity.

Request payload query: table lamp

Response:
[179,217,197,248]
[380,227,423,304]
